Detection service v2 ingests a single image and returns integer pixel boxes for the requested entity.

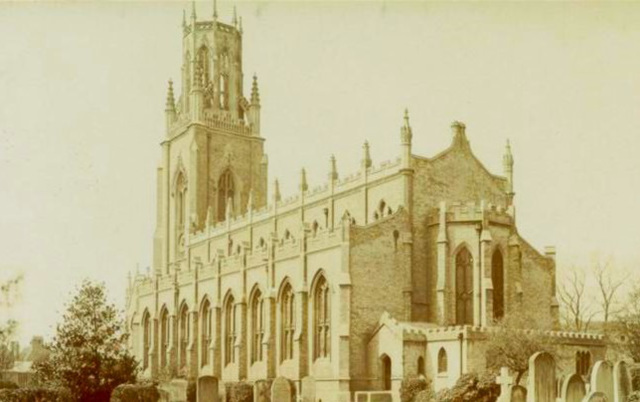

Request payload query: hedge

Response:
[110,383,160,402]
[0,387,73,402]
[0,382,18,391]
[399,376,429,402]
[224,381,253,402]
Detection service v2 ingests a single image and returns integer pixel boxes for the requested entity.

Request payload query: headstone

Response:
[561,374,586,402]
[253,380,271,402]
[527,351,556,402]
[300,376,316,402]
[590,361,613,401]
[613,361,631,402]
[271,377,295,402]
[496,367,514,402]
[581,391,607,402]
[512,385,527,402]
[197,376,219,402]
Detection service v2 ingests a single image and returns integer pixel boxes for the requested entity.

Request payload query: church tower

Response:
[154,3,268,274]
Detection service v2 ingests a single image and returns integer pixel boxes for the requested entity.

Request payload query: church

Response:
[125,4,605,401]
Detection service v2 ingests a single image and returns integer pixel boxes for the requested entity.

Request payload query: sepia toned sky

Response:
[1,1,640,343]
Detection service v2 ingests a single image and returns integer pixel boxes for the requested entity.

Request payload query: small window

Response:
[417,356,425,376]
[438,348,448,374]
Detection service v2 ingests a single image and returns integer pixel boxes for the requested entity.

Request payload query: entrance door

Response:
[455,248,473,325]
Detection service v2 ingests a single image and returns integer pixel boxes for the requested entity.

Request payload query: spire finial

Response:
[166,79,176,111]
[400,108,413,145]
[362,141,372,169]
[213,0,218,19]
[273,179,281,202]
[191,1,197,20]
[404,108,410,127]
[251,74,260,105]
[299,168,308,192]
[329,154,338,181]
[232,5,238,27]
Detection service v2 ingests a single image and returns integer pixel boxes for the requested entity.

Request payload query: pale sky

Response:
[1,1,639,344]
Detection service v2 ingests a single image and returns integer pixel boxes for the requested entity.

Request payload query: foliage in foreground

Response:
[225,381,253,402]
[34,280,139,402]
[436,371,500,402]
[109,383,159,402]
[400,375,431,402]
[0,387,73,402]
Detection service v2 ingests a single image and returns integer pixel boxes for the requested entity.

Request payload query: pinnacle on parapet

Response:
[503,139,514,166]
[239,16,243,34]
[400,108,412,144]
[299,168,308,192]
[213,0,218,19]
[273,179,282,202]
[232,5,238,27]
[165,79,176,111]
[329,154,338,181]
[362,141,372,169]
[191,1,197,20]
[251,74,260,105]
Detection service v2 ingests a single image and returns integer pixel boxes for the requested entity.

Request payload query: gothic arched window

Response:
[178,303,189,370]
[438,348,448,374]
[280,283,295,361]
[576,351,591,376]
[142,310,151,371]
[250,289,264,363]
[197,45,210,85]
[417,356,425,376]
[224,294,236,365]
[314,275,330,359]
[455,247,474,325]
[492,249,505,321]
[217,170,235,222]
[176,173,187,257]
[159,307,169,369]
[219,73,229,110]
[200,299,212,367]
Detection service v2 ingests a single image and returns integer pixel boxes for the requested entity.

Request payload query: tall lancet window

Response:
[178,303,189,370]
[219,74,229,110]
[176,173,187,256]
[314,276,331,359]
[217,170,234,222]
[197,45,210,85]
[142,310,151,371]
[200,299,211,367]
[280,284,295,361]
[250,289,264,363]
[455,248,474,325]
[224,294,236,365]
[160,308,169,369]
[492,250,505,321]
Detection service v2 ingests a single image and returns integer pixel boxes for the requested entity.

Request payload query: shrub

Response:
[0,387,72,402]
[435,371,499,402]
[0,382,18,390]
[628,391,640,402]
[186,380,196,402]
[225,381,253,402]
[414,389,435,402]
[400,375,429,402]
[110,383,160,402]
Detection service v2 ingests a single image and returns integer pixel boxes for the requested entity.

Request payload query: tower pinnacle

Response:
[400,108,412,145]
[213,0,218,19]
[191,1,197,20]
[361,141,372,169]
[251,74,260,105]
[232,5,238,27]
[503,139,515,205]
[165,80,176,112]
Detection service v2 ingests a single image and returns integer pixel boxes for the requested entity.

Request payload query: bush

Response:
[110,383,160,402]
[435,371,499,402]
[225,381,253,402]
[0,382,18,390]
[400,376,429,402]
[628,391,640,402]
[414,389,435,402]
[0,387,72,402]
[186,380,196,402]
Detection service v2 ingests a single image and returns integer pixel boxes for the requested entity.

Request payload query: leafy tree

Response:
[485,308,556,384]
[34,280,139,402]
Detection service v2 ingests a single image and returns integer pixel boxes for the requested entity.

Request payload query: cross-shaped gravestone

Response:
[496,366,514,402]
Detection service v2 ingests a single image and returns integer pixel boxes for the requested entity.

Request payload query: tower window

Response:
[197,45,210,85]
[224,294,236,365]
[200,300,211,367]
[251,289,264,363]
[281,283,295,361]
[219,74,229,110]
[218,170,235,222]
[314,275,330,359]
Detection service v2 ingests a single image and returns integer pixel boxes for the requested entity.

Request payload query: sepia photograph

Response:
[1,1,640,402]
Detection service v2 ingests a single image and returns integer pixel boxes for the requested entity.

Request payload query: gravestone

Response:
[197,376,218,402]
[496,367,514,402]
[561,374,586,402]
[300,376,316,402]
[271,377,295,402]
[590,361,613,401]
[253,380,271,402]
[512,385,527,402]
[527,351,556,402]
[613,361,631,402]
[581,391,607,402]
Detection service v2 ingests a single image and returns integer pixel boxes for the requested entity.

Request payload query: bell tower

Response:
[153,2,268,274]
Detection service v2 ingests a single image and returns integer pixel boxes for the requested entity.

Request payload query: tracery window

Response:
[197,45,210,85]
[218,170,234,222]
[250,289,264,363]
[314,276,330,359]
[224,294,236,365]
[142,310,151,370]
[492,250,505,320]
[160,308,169,368]
[281,284,295,361]
[455,248,473,325]
[200,299,212,367]
[176,173,187,257]
[178,303,189,370]
[219,74,229,110]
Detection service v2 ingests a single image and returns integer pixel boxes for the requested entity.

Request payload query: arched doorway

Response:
[455,248,474,325]
[380,354,392,391]
[492,250,505,320]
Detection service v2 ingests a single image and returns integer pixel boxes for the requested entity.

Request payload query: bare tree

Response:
[593,258,626,331]
[558,268,596,332]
